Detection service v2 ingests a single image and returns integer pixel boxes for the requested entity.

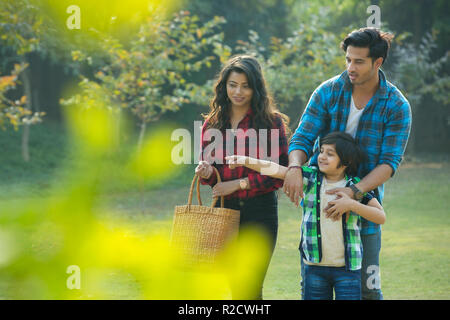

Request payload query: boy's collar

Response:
[317,169,348,182]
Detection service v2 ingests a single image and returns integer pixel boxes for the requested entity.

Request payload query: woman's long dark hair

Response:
[203,55,290,136]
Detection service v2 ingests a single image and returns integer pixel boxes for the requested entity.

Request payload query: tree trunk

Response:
[22,124,30,162]
[138,121,147,214]
[21,65,32,162]
[114,108,122,150]
[137,121,147,153]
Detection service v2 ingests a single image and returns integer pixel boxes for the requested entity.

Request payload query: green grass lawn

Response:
[1,123,449,299]
[264,162,450,300]
[97,162,450,300]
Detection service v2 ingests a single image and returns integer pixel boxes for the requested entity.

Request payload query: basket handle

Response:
[188,166,224,208]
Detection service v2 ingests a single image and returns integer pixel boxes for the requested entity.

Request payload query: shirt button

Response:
[239,200,244,207]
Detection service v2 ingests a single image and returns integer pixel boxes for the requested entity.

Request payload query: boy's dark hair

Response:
[341,27,394,65]
[320,131,367,176]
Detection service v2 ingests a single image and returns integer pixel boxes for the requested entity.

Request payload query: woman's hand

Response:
[195,160,213,179]
[225,155,249,169]
[325,191,356,222]
[212,180,240,197]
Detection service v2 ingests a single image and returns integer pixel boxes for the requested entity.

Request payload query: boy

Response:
[226,131,385,299]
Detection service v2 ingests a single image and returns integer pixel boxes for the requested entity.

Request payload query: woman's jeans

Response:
[303,264,361,300]
[217,191,278,299]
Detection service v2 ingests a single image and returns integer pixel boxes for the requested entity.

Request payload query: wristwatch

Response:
[239,179,248,190]
[349,184,364,201]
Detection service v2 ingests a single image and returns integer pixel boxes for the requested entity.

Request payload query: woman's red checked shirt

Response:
[199,108,289,199]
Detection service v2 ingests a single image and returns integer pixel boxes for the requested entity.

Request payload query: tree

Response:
[388,32,449,153]
[0,0,45,161]
[233,15,343,123]
[0,63,44,129]
[186,0,293,47]
[62,11,227,151]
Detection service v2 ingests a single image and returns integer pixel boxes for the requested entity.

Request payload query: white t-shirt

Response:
[304,177,347,267]
[345,97,364,138]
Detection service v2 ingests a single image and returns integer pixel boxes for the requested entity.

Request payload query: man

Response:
[285,28,412,300]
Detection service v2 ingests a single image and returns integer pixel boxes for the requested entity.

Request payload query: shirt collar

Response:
[238,107,253,124]
[227,107,253,129]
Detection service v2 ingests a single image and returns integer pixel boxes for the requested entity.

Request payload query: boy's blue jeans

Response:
[303,264,361,300]
[300,230,383,300]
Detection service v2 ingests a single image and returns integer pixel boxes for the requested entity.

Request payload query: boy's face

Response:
[318,144,346,176]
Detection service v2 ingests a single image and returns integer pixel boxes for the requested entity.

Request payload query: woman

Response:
[194,55,290,299]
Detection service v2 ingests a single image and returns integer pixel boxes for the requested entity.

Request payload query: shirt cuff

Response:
[199,171,217,186]
[288,144,311,159]
[378,160,398,177]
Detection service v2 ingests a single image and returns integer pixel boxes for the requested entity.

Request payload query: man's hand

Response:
[195,160,213,179]
[326,186,354,199]
[212,180,240,197]
[283,168,303,207]
[325,191,356,222]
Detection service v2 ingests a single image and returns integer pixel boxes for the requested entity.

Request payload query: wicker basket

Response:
[170,167,240,266]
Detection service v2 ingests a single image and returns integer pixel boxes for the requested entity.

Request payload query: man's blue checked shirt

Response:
[289,69,412,235]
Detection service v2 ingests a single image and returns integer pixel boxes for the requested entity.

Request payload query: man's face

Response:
[345,45,382,85]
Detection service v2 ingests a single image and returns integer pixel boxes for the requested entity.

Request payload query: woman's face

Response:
[226,71,253,109]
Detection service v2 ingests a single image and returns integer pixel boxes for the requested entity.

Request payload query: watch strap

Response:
[349,184,363,200]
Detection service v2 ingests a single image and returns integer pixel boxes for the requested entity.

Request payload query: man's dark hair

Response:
[341,27,394,65]
[320,131,367,176]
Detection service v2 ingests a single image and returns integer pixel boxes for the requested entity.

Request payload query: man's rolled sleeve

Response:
[288,87,328,157]
[379,100,412,176]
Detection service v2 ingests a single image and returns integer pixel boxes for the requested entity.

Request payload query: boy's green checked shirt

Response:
[300,165,374,271]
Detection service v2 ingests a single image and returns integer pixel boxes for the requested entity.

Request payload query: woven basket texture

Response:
[170,167,240,266]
